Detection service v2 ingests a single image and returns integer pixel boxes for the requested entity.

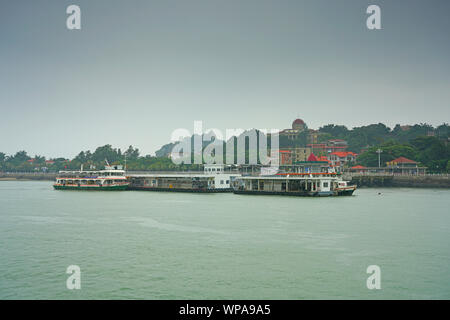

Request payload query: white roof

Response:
[238,175,339,180]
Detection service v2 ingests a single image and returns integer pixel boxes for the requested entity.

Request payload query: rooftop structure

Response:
[386,157,418,167]
[307,153,318,161]
[292,118,306,131]
[280,118,307,140]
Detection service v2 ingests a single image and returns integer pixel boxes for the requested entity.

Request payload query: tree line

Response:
[0,145,200,173]
[1,123,449,173]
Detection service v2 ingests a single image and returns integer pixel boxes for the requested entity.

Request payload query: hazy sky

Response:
[1,0,449,158]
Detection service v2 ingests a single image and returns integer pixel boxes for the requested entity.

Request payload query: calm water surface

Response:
[0,181,449,299]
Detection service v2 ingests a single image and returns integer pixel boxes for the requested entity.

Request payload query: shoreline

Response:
[0,178,54,181]
[1,178,449,189]
[1,173,449,188]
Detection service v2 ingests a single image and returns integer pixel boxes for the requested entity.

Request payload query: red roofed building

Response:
[386,156,423,174]
[349,165,368,173]
[386,157,417,167]
[304,153,331,166]
[307,153,318,162]
[328,151,358,170]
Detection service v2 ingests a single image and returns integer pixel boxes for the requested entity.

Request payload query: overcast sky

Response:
[1,0,449,158]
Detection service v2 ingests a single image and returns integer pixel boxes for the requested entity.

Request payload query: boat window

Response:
[323,182,329,188]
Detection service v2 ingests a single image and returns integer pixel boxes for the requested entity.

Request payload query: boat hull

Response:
[53,184,129,191]
[336,189,356,196]
[233,189,354,197]
[233,190,320,197]
[335,186,357,196]
[129,186,232,193]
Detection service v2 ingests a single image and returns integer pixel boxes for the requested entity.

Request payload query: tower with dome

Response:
[280,118,308,140]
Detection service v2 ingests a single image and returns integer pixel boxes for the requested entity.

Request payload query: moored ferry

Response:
[53,165,129,191]
[128,164,241,193]
[233,172,356,197]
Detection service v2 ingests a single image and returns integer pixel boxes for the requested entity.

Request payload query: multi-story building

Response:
[307,139,348,155]
[307,129,320,144]
[327,151,358,170]
[279,150,292,165]
[279,147,312,165]
[279,118,307,140]
[327,139,348,149]
[291,147,311,162]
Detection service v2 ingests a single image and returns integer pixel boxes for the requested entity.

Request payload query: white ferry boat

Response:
[53,165,129,191]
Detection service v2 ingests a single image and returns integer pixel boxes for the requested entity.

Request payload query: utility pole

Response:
[376,149,383,168]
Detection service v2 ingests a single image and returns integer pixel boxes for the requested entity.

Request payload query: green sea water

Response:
[0,180,449,299]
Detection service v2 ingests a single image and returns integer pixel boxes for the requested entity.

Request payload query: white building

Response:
[204,164,241,189]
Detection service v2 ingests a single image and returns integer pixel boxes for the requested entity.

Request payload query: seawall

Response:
[345,174,450,188]
[0,173,56,181]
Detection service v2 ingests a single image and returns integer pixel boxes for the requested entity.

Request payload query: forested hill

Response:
[317,123,449,153]
[1,123,449,173]
[154,123,449,156]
